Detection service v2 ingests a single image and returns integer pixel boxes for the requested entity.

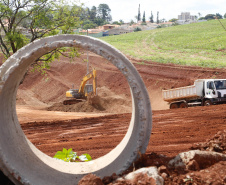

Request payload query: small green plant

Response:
[134,27,142,32]
[53,148,92,162]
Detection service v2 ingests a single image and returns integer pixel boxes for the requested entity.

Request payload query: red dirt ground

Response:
[1,53,226,184]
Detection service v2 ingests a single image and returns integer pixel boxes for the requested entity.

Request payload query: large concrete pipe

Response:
[0,35,152,184]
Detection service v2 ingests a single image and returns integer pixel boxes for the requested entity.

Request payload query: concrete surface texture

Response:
[0,35,152,184]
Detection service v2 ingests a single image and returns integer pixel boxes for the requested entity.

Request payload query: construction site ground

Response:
[1,53,226,184]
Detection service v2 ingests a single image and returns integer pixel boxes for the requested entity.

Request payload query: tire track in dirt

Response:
[20,104,226,159]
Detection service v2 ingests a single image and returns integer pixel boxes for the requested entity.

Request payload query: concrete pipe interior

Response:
[0,35,152,185]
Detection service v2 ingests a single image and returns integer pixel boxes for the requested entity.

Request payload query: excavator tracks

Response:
[63,99,83,105]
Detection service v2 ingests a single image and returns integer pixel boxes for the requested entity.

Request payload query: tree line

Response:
[199,13,225,20]
[135,4,161,25]
[80,4,112,30]
[0,0,112,72]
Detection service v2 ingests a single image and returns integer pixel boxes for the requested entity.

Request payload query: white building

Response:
[177,12,197,24]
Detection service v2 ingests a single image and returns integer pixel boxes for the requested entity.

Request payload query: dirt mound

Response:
[14,53,226,112]
[87,130,226,185]
[77,147,226,184]
[191,130,226,154]
[47,86,132,113]
[47,99,105,113]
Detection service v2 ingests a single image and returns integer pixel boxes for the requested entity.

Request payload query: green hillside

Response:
[101,19,226,68]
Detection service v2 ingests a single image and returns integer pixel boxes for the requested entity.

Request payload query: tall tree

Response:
[93,17,106,26]
[149,11,154,23]
[97,4,111,22]
[157,11,159,24]
[138,4,141,21]
[0,0,82,59]
[215,13,223,19]
[89,6,97,21]
[142,11,146,23]
[82,20,97,30]
[161,18,166,23]
[169,18,178,22]
[119,19,124,25]
[204,14,215,20]
[130,19,135,25]
[80,7,90,21]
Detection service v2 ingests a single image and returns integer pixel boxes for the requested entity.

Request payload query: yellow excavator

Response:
[63,69,97,105]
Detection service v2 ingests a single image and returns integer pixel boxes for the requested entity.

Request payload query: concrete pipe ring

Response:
[0,35,152,185]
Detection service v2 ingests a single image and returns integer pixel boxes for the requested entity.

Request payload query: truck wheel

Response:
[204,100,212,106]
[179,102,188,108]
[170,103,179,109]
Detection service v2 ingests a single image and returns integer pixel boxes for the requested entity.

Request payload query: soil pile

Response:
[47,86,132,113]
[191,130,226,154]
[78,130,226,185]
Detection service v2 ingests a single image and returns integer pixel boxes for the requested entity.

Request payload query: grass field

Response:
[101,19,226,68]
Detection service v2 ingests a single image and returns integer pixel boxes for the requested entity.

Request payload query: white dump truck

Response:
[162,79,226,109]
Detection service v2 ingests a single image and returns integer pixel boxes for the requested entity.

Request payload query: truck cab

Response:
[205,79,226,104]
[205,80,218,99]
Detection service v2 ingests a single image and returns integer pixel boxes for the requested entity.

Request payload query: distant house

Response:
[103,31,109,36]
[131,22,158,31]
[159,22,173,27]
[75,22,160,38]
[74,24,121,37]
[99,24,133,36]
[105,22,159,35]
[107,27,133,35]
[77,29,103,38]
[100,24,120,30]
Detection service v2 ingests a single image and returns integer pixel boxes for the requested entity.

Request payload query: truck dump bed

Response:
[162,84,200,103]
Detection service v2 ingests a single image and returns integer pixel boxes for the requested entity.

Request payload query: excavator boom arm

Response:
[79,69,97,94]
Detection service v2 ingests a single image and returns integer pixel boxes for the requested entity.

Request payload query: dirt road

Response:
[19,104,226,159]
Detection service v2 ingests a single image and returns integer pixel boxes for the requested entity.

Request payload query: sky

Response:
[79,0,226,22]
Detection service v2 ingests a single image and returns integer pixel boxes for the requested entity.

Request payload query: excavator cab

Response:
[66,89,81,99]
[84,84,94,97]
